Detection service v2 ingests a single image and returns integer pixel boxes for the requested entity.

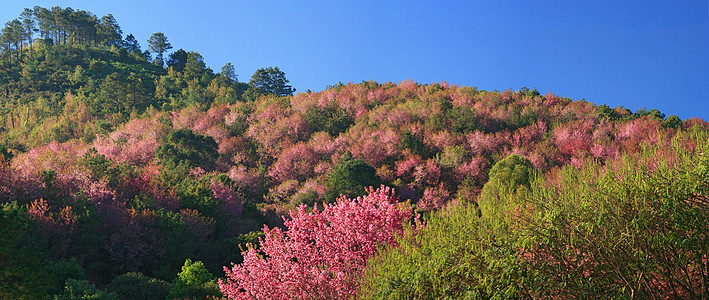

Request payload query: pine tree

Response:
[148,32,172,67]
[248,66,295,96]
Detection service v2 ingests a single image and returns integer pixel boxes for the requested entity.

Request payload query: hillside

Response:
[1,6,707,299]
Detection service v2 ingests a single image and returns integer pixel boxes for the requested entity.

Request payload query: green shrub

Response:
[169,259,222,299]
[54,279,118,300]
[326,156,380,201]
[106,272,171,300]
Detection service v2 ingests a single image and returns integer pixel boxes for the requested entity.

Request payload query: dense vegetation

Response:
[1,6,707,299]
[362,130,709,299]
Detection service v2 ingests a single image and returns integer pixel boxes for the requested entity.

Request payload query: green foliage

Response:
[326,155,380,201]
[449,106,479,134]
[54,279,118,300]
[157,128,218,167]
[94,72,148,115]
[291,189,319,207]
[156,128,218,184]
[507,133,709,297]
[478,154,536,232]
[174,175,220,218]
[400,129,427,157]
[167,48,188,72]
[220,62,238,83]
[248,66,295,96]
[147,32,172,67]
[361,202,522,299]
[0,201,53,299]
[303,104,354,136]
[424,98,479,133]
[597,104,634,121]
[233,230,266,253]
[169,259,222,299]
[503,107,536,131]
[363,131,709,299]
[484,154,535,190]
[106,272,171,300]
[517,86,541,98]
[662,114,682,129]
[436,145,468,169]
[49,258,87,295]
[634,106,665,119]
[0,143,12,161]
[80,148,128,186]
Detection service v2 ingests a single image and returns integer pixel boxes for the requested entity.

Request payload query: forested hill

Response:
[2,6,708,300]
[0,5,269,151]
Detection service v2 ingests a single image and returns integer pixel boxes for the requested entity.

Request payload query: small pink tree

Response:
[219,186,416,299]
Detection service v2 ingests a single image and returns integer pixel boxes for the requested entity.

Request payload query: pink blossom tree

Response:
[219,186,416,299]
[268,143,319,184]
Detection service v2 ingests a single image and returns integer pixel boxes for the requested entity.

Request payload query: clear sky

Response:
[2,1,708,120]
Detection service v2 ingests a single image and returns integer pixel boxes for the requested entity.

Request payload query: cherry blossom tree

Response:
[219,186,416,299]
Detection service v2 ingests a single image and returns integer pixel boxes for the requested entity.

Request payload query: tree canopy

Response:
[148,32,172,67]
[248,66,295,96]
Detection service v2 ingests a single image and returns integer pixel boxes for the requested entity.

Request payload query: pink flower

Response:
[220,186,416,299]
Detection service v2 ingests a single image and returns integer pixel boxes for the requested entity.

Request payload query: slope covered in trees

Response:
[1,5,707,299]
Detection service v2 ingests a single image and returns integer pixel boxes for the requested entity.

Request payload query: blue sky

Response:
[2,1,708,120]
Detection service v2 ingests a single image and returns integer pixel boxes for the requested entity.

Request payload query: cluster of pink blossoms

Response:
[219,186,416,299]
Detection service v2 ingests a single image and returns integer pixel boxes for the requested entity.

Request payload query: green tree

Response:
[1,19,23,66]
[303,104,354,136]
[106,272,172,300]
[155,128,218,185]
[48,258,86,295]
[0,144,13,161]
[484,154,535,190]
[662,114,682,129]
[123,33,140,53]
[33,6,53,41]
[184,51,210,79]
[169,259,221,299]
[148,32,172,67]
[97,14,122,47]
[167,48,187,72]
[20,8,35,55]
[95,72,147,115]
[248,66,295,96]
[326,155,380,201]
[220,62,238,83]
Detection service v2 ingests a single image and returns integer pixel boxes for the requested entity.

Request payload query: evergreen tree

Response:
[148,32,172,67]
[123,33,140,53]
[166,48,187,72]
[20,8,35,54]
[248,66,295,96]
[97,14,122,47]
[220,62,237,83]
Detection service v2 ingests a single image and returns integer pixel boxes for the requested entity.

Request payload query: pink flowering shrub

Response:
[346,126,400,168]
[552,120,595,159]
[418,183,450,211]
[268,143,319,184]
[615,116,663,153]
[220,186,416,299]
[171,106,204,130]
[211,178,243,218]
[247,102,310,156]
[92,116,167,165]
